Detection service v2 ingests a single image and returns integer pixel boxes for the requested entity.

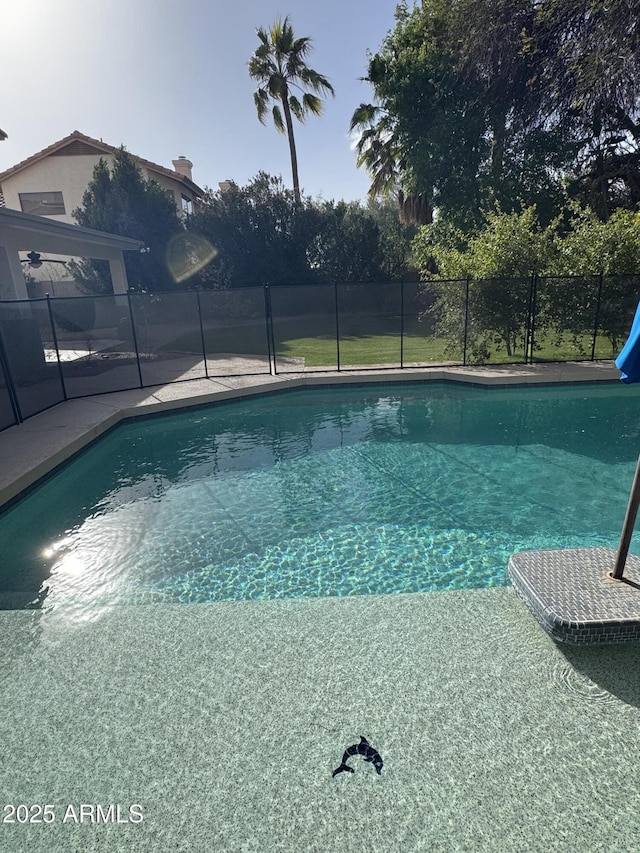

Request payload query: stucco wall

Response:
[2,156,99,224]
[2,155,195,224]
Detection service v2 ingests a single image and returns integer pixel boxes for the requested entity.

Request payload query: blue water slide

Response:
[616,300,640,383]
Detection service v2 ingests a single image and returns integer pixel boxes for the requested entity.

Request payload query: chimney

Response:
[172,156,193,181]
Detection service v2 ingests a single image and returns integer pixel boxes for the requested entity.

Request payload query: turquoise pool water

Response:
[2,381,640,613]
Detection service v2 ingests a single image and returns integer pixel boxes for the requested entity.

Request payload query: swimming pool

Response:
[2,381,640,614]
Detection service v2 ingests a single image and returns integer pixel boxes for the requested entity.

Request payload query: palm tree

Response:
[248,17,334,203]
[350,104,433,225]
[349,102,400,198]
[350,55,433,226]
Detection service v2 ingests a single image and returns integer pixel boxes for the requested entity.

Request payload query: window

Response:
[19,191,66,215]
[181,195,193,215]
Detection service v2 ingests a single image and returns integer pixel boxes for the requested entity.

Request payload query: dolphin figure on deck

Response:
[332,736,383,777]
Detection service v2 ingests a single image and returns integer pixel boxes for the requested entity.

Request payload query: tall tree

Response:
[187,173,409,289]
[72,147,184,292]
[352,0,630,228]
[534,0,640,219]
[248,16,334,203]
[350,2,490,229]
[186,172,318,288]
[349,56,433,225]
[307,201,386,283]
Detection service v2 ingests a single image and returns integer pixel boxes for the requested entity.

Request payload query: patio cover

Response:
[0,207,143,300]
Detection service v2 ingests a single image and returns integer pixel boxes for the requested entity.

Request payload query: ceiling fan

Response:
[20,251,68,269]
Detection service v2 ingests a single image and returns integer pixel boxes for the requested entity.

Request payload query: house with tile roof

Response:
[0,131,204,296]
[0,130,203,224]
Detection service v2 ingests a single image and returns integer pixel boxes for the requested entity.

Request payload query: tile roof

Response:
[0,130,204,195]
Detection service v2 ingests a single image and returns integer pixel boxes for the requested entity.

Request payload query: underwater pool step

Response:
[509,547,640,644]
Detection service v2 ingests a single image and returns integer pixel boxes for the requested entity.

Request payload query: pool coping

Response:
[0,360,620,511]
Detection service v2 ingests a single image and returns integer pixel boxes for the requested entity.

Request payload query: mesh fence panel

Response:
[466,278,530,364]
[337,283,401,369]
[198,288,270,376]
[0,300,65,419]
[2,274,639,425]
[0,346,17,431]
[270,284,337,373]
[50,294,142,397]
[129,292,206,387]
[402,280,465,366]
[403,280,466,367]
[531,276,599,363]
[598,275,640,360]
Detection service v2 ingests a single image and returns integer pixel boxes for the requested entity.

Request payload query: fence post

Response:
[400,280,405,369]
[591,272,604,361]
[334,281,341,372]
[264,286,276,375]
[524,273,538,364]
[127,291,144,388]
[0,316,22,425]
[195,289,209,379]
[523,276,530,364]
[462,277,470,366]
[46,294,68,401]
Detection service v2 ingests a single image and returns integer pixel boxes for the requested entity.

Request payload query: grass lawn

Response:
[531,331,616,363]
[165,316,616,368]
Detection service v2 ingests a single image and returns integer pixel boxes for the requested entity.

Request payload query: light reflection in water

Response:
[2,383,640,618]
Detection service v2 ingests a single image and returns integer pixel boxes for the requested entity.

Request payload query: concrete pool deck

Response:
[3,359,640,852]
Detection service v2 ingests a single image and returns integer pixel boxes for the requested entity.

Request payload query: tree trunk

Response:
[281,92,301,203]
[503,328,512,357]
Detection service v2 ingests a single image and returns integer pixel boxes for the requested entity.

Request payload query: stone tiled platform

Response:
[509,547,640,644]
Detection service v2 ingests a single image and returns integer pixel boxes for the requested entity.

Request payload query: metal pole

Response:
[612,453,640,579]
[195,290,209,379]
[529,274,538,364]
[334,281,341,372]
[400,280,405,369]
[264,285,275,375]
[524,274,533,364]
[46,294,68,401]
[127,291,144,388]
[462,278,470,366]
[591,272,603,362]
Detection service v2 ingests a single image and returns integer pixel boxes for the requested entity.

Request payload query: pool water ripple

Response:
[1,383,640,612]
[552,662,620,707]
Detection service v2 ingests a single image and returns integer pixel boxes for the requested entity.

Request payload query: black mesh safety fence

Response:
[403,279,467,366]
[530,275,600,363]
[336,282,402,369]
[465,277,531,365]
[0,337,17,430]
[128,291,206,387]
[269,283,338,373]
[598,275,640,361]
[198,287,271,377]
[0,275,638,430]
[0,299,65,420]
[50,294,143,398]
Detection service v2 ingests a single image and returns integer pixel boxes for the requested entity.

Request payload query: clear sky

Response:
[1,0,398,203]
